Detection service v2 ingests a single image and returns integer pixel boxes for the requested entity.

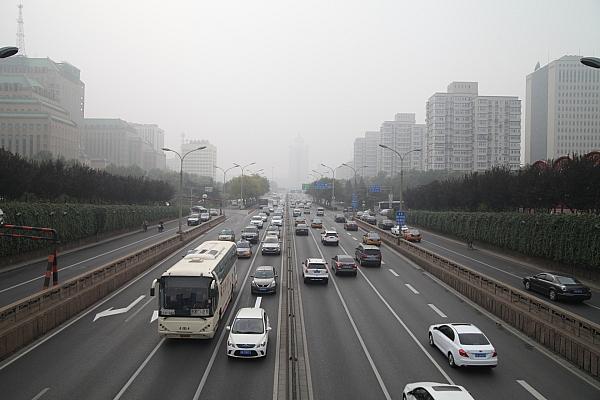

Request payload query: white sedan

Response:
[403,382,475,400]
[226,307,271,358]
[428,323,497,368]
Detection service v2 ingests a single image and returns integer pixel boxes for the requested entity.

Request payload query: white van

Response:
[316,207,324,216]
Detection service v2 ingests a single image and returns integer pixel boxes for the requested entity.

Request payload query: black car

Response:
[523,272,592,302]
[295,223,309,236]
[378,219,395,230]
[354,243,382,267]
[334,214,347,223]
[344,221,358,231]
[365,215,377,225]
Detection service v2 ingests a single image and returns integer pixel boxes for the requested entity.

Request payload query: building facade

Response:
[131,123,166,170]
[182,139,216,180]
[353,137,366,177]
[525,55,600,164]
[378,113,425,176]
[364,131,380,177]
[0,57,84,161]
[288,136,309,189]
[83,118,140,167]
[425,82,520,172]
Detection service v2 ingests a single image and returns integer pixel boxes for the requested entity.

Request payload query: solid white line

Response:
[388,269,399,277]
[272,223,287,400]
[352,237,357,241]
[347,232,352,236]
[405,284,420,295]
[192,223,270,400]
[423,240,523,279]
[254,296,262,309]
[338,242,455,385]
[0,219,227,372]
[30,387,50,400]
[428,304,447,318]
[150,310,158,323]
[586,303,600,311]
[113,338,166,400]
[516,380,548,400]
[308,231,392,400]
[0,229,178,294]
[124,297,154,323]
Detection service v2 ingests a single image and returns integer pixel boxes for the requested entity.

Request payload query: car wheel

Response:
[428,333,434,347]
[304,277,308,284]
[448,352,457,368]
[549,289,557,301]
[524,281,531,290]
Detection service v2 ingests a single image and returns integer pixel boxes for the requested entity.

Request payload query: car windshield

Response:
[160,276,213,317]
[556,276,580,285]
[264,236,278,243]
[297,224,307,228]
[255,269,274,278]
[458,333,490,345]
[243,227,258,233]
[337,255,354,263]
[313,219,321,223]
[220,229,233,235]
[237,241,250,248]
[252,216,262,220]
[368,233,380,239]
[189,214,199,218]
[232,318,264,334]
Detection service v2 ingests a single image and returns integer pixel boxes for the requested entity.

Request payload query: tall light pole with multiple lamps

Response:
[215,164,237,216]
[320,163,338,208]
[161,146,207,233]
[378,145,421,210]
[233,162,256,208]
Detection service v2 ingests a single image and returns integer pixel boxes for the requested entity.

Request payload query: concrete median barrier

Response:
[355,219,600,380]
[0,216,225,361]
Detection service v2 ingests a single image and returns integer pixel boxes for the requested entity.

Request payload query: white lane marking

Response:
[516,380,548,400]
[308,231,392,400]
[352,237,357,241]
[381,261,386,265]
[30,387,50,400]
[0,228,179,294]
[93,295,145,322]
[150,310,158,323]
[388,269,399,277]
[347,232,352,235]
[0,219,228,372]
[428,304,447,318]
[254,296,262,309]
[192,224,270,400]
[124,297,154,323]
[272,223,287,400]
[405,284,420,294]
[423,240,523,279]
[113,338,166,400]
[586,303,600,311]
[338,241,455,385]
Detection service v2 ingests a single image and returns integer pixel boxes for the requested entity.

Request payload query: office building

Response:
[182,139,216,180]
[425,82,520,172]
[131,123,166,170]
[378,113,425,176]
[525,55,600,164]
[83,118,140,167]
[353,131,380,178]
[288,135,309,189]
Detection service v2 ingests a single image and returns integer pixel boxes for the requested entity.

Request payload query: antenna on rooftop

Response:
[16,1,26,56]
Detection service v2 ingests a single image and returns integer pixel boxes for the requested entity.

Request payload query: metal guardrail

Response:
[0,216,225,361]
[355,218,600,379]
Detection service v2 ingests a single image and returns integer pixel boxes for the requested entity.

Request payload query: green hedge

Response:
[0,202,178,258]
[407,211,600,268]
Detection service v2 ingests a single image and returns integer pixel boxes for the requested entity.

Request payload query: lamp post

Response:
[378,145,421,210]
[311,169,324,179]
[161,146,207,233]
[0,47,19,59]
[215,164,237,216]
[320,163,337,208]
[233,162,255,208]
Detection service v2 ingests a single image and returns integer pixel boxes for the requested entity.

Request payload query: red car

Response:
[331,254,357,276]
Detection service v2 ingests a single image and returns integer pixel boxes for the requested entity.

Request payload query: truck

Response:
[258,198,269,207]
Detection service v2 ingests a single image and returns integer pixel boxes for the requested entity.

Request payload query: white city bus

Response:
[150,240,238,339]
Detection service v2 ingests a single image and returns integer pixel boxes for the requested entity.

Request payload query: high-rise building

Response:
[378,113,425,176]
[131,123,166,170]
[353,137,366,176]
[83,118,141,167]
[0,57,85,161]
[525,55,600,164]
[182,139,216,180]
[288,136,309,189]
[364,131,380,177]
[425,82,520,172]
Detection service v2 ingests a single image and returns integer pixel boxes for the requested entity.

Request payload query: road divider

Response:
[0,216,225,361]
[354,218,600,380]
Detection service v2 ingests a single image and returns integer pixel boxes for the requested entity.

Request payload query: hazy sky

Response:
[1,0,599,184]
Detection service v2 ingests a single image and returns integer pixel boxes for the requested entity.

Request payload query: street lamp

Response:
[162,146,207,233]
[320,163,337,208]
[0,47,19,59]
[581,57,600,69]
[378,145,421,210]
[311,169,324,179]
[215,164,237,216]
[233,162,256,208]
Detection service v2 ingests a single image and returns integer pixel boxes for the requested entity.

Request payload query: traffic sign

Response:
[302,183,311,190]
[351,193,358,209]
[368,185,381,193]
[396,211,406,226]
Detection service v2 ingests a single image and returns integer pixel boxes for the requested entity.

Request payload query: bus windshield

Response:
[160,276,215,317]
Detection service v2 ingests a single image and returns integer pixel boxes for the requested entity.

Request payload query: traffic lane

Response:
[330,222,600,400]
[0,215,249,400]
[0,217,214,307]
[294,228,389,400]
[198,247,284,400]
[114,216,264,400]
[308,228,455,398]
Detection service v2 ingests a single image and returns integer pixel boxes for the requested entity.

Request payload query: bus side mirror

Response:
[150,278,158,297]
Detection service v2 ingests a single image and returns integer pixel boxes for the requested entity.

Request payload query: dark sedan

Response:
[295,223,309,236]
[523,272,591,302]
[334,214,347,223]
[378,219,395,230]
[344,221,358,231]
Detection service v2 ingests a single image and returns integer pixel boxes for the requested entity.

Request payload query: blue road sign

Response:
[351,193,358,209]
[368,185,381,193]
[396,211,406,225]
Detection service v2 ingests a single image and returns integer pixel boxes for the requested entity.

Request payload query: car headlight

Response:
[260,340,266,347]
[251,280,257,286]
[269,281,276,287]
[559,285,567,291]
[227,339,234,347]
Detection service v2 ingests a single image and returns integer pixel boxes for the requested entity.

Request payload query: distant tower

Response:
[16,1,26,56]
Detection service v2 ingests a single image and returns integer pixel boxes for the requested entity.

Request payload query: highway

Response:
[367,215,600,321]
[0,218,202,307]
[0,203,598,399]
